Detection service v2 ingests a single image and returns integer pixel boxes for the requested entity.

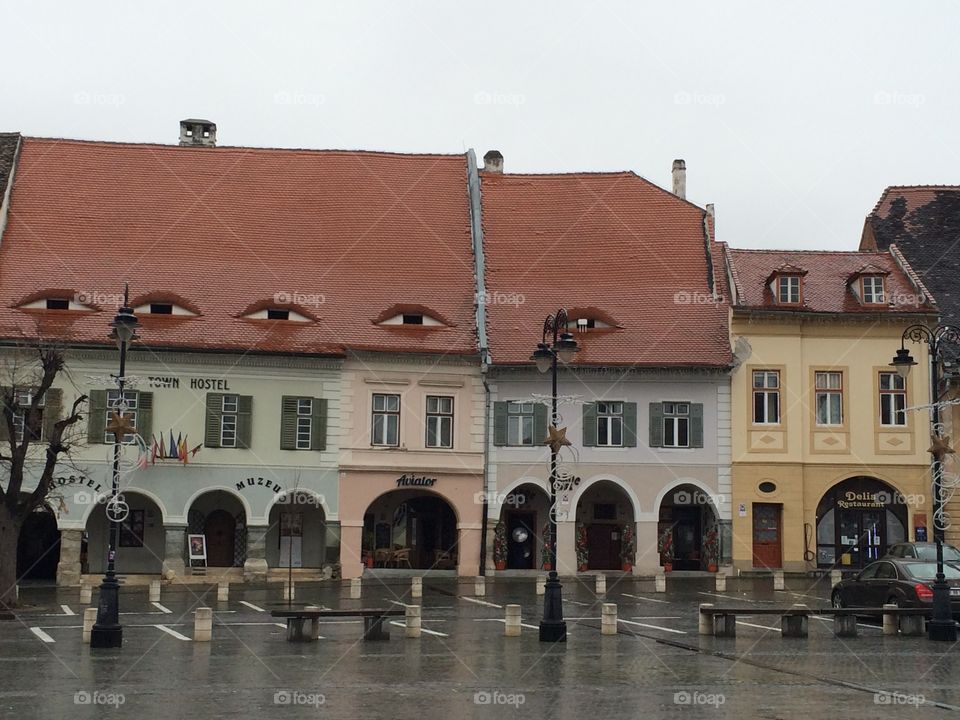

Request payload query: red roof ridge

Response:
[728,247,892,257]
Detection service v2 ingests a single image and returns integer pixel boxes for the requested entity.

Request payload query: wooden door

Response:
[587,525,621,570]
[506,512,535,569]
[752,503,782,569]
[204,510,236,567]
[672,508,702,571]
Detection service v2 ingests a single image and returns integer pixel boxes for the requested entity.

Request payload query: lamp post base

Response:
[927,619,957,642]
[90,573,123,648]
[927,579,957,642]
[538,571,567,643]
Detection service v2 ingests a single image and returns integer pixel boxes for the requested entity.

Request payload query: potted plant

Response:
[658,527,674,572]
[541,522,554,571]
[620,524,635,573]
[575,523,589,572]
[493,521,508,571]
[703,525,719,573]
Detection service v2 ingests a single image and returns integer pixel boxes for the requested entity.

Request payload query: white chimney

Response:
[179,119,217,147]
[483,150,504,173]
[672,159,686,199]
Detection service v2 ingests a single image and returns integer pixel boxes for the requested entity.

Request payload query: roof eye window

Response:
[267,308,290,320]
[149,303,173,315]
[402,314,424,325]
[45,298,70,310]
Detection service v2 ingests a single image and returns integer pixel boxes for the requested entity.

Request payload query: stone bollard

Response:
[283,580,295,601]
[830,569,842,586]
[217,581,229,602]
[781,604,808,638]
[595,575,606,596]
[350,578,361,599]
[536,575,546,595]
[411,576,422,599]
[834,613,858,638]
[149,579,161,603]
[82,607,97,644]
[80,583,92,605]
[773,570,785,591]
[474,576,486,597]
[715,573,726,592]
[655,573,666,593]
[882,604,899,635]
[504,605,522,637]
[601,603,617,635]
[405,605,421,638]
[899,614,924,636]
[305,605,321,640]
[194,607,212,642]
[698,603,714,635]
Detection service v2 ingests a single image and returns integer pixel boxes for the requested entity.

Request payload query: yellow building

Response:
[723,245,938,572]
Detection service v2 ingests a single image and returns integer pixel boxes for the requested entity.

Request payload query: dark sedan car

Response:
[884,542,960,566]
[831,559,960,617]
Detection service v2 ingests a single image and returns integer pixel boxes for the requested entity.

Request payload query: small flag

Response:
[158,434,166,459]
[150,435,158,465]
[190,443,202,457]
[178,434,187,463]
[137,450,149,471]
[169,430,176,459]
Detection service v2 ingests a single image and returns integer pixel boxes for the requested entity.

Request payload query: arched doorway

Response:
[659,484,720,571]
[497,484,550,570]
[816,477,907,568]
[362,490,458,570]
[266,493,327,569]
[187,490,247,568]
[84,491,164,574]
[575,481,636,571]
[17,507,60,581]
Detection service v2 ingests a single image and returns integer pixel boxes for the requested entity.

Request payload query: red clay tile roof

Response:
[0,138,478,356]
[480,171,731,367]
[725,246,937,314]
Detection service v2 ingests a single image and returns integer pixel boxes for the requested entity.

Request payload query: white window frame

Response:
[507,401,535,446]
[862,276,886,304]
[879,372,907,426]
[12,390,44,443]
[778,275,801,304]
[662,402,690,448]
[752,370,781,424]
[105,389,138,444]
[296,398,313,450]
[425,395,454,449]
[815,371,843,426]
[220,394,238,447]
[596,401,624,447]
[371,393,400,447]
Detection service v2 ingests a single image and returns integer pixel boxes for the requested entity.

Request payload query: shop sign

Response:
[396,474,437,488]
[236,476,284,493]
[143,376,232,391]
[55,475,104,493]
[837,490,886,509]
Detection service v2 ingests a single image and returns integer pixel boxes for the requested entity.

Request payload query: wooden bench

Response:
[698,604,934,638]
[271,607,404,642]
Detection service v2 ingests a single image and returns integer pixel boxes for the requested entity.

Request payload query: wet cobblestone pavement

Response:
[2,575,958,718]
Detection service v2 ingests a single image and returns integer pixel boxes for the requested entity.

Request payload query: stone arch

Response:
[570,474,643,519]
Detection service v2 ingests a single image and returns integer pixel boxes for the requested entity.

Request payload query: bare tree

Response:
[0,342,86,608]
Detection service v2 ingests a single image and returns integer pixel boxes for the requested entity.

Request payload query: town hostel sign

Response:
[396,474,438,488]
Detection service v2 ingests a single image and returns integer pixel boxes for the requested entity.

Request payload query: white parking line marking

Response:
[633,616,682,620]
[60,605,75,616]
[618,619,687,635]
[565,600,590,606]
[699,591,762,603]
[151,602,172,614]
[240,601,265,612]
[274,623,287,629]
[811,615,883,631]
[155,624,191,641]
[621,593,670,604]
[30,627,55,643]
[737,620,780,632]
[389,621,448,637]
[389,600,416,608]
[476,618,548,631]
[461,596,502,609]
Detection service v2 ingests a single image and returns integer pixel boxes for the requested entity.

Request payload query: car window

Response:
[858,563,880,580]
[943,546,960,562]
[888,545,904,558]
[875,562,897,579]
[905,563,960,580]
[916,546,938,561]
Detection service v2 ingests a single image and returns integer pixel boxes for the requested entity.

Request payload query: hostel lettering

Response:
[236,477,283,493]
[190,378,231,391]
[396,474,437,488]
[55,475,103,493]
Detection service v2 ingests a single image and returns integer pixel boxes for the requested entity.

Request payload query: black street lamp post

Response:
[890,323,960,642]
[90,287,140,649]
[531,308,579,643]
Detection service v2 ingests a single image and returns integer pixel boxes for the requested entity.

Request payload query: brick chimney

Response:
[483,150,504,173]
[672,159,686,199]
[179,119,217,147]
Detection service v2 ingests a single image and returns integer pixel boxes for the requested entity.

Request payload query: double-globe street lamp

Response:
[90,289,141,648]
[531,308,579,643]
[890,323,960,642]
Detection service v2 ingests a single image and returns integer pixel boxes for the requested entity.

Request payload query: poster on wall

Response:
[279,512,303,568]
[188,533,207,567]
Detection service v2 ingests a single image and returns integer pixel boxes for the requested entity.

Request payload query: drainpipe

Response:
[479,367,491,576]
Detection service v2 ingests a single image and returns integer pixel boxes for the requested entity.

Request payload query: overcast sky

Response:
[2,1,957,250]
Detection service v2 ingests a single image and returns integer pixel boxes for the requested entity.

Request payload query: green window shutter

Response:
[41,388,62,442]
[582,403,598,447]
[0,386,11,441]
[648,402,664,448]
[87,390,108,444]
[623,402,638,447]
[236,395,253,449]
[533,403,548,445]
[493,401,508,446]
[136,391,153,445]
[204,394,223,448]
[280,396,298,450]
[312,398,328,451]
[690,403,704,448]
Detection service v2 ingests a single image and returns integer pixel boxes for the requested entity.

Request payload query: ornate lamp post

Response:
[90,287,140,648]
[531,308,579,643]
[890,323,960,642]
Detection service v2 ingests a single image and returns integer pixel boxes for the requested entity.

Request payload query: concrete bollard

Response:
[773,570,785,591]
[283,580,295,601]
[882,604,898,635]
[601,603,617,635]
[474,576,486,597]
[82,607,97,644]
[149,579,161,603]
[536,575,546,595]
[194,607,212,642]
[781,604,808,638]
[80,583,92,605]
[405,605,421,638]
[505,604,522,637]
[655,573,666,593]
[217,581,229,602]
[305,605,321,640]
[698,604,714,635]
[899,614,924,636]
[830,569,842,586]
[834,613,858,638]
[350,578,361,599]
[411,576,422,599]
[595,575,606,596]
[715,573,726,592]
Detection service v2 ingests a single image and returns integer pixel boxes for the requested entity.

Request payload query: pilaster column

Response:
[56,529,83,587]
[243,525,269,582]
[339,522,363,579]
[634,519,661,575]
[161,524,187,580]
[555,520,576,576]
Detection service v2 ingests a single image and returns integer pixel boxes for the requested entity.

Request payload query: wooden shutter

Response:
[623,401,638,447]
[236,395,253,449]
[492,401,508,446]
[280,396,298,450]
[0,386,11,441]
[582,403,598,447]
[41,388,62,442]
[136,391,153,445]
[204,394,223,448]
[648,402,664,448]
[533,403,548,445]
[690,403,704,448]
[87,390,108,444]
[312,398,328,451]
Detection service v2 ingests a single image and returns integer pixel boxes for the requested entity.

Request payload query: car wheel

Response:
[832,591,845,608]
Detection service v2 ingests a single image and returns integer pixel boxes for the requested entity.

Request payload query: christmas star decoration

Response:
[544,425,572,454]
[929,435,955,459]
[105,411,136,441]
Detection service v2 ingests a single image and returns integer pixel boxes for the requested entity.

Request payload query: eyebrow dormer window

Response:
[402,314,424,325]
[149,303,173,315]
[861,276,885,304]
[45,298,70,310]
[777,275,801,304]
[267,309,290,320]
